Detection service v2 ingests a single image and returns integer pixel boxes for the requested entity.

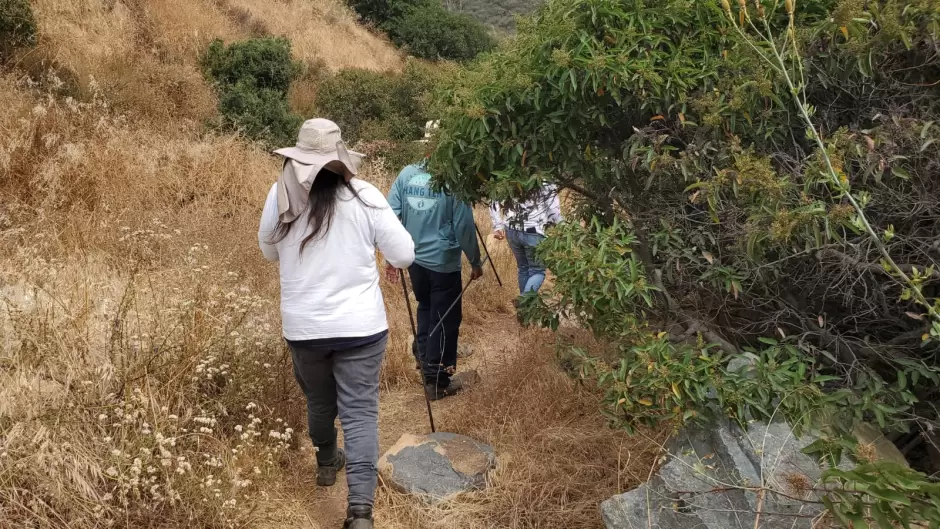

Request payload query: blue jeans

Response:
[507,228,546,294]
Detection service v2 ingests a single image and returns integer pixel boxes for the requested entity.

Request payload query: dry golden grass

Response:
[0,74,302,526]
[26,0,219,124]
[24,0,402,126]
[147,0,249,63]
[29,0,136,69]
[375,332,667,529]
[224,0,404,71]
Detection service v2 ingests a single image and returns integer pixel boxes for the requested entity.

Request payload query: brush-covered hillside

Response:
[0,1,658,528]
[446,0,543,32]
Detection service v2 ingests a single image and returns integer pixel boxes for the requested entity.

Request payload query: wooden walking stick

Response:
[399,269,436,433]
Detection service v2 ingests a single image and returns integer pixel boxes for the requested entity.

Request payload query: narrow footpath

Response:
[267,224,665,529]
[294,306,525,528]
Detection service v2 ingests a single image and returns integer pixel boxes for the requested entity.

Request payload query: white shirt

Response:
[258,179,415,341]
[489,184,563,236]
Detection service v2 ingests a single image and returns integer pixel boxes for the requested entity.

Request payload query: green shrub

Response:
[217,82,302,149]
[0,0,38,59]
[315,69,406,144]
[347,0,495,62]
[348,0,432,26]
[202,38,303,147]
[433,0,940,525]
[388,3,496,61]
[314,61,443,144]
[201,37,301,95]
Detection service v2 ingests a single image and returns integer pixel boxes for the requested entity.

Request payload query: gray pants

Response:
[288,335,386,507]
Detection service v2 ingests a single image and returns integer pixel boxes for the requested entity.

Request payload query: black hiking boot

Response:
[317,448,346,487]
[425,377,464,401]
[342,505,373,529]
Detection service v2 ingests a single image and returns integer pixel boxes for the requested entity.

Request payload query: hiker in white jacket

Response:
[490,184,562,294]
[258,119,414,529]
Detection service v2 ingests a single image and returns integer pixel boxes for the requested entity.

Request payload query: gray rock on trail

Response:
[379,432,496,503]
[601,420,856,529]
[451,369,480,388]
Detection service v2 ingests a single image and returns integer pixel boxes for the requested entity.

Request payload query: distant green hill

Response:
[444,0,543,32]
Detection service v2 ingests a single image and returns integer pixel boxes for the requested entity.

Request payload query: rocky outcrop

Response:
[601,420,854,529]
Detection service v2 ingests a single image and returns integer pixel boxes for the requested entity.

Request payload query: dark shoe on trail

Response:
[317,448,346,487]
[425,377,464,401]
[343,505,373,529]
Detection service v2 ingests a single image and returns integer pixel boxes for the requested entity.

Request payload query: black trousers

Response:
[409,264,463,387]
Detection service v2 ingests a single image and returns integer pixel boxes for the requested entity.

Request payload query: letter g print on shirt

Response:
[404,172,443,215]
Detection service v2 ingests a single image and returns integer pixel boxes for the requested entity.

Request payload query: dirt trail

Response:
[285,301,525,528]
[264,231,660,529]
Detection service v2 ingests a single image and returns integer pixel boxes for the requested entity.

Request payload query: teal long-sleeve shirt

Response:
[387,163,482,274]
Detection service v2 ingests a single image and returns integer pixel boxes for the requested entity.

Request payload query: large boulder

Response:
[853,421,908,467]
[601,420,855,529]
[379,432,496,503]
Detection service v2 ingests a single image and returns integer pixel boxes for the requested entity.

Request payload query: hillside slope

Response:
[447,0,543,32]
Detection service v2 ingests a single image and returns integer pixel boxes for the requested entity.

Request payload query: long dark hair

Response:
[270,166,374,254]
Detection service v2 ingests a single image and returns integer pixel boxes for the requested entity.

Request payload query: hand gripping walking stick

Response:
[399,269,436,433]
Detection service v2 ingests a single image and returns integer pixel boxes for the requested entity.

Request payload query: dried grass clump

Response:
[0,231,309,527]
[148,0,248,62]
[224,0,403,72]
[28,0,218,124]
[0,77,277,257]
[0,69,305,527]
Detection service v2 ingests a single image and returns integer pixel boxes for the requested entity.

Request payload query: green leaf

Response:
[853,511,872,529]
[870,501,893,528]
[921,121,934,139]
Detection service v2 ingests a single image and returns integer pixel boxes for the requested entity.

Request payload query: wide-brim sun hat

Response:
[273,118,365,179]
[274,119,366,224]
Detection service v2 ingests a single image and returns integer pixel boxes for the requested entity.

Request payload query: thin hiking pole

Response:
[399,270,418,338]
[399,269,436,434]
[427,255,490,339]
[475,223,502,288]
